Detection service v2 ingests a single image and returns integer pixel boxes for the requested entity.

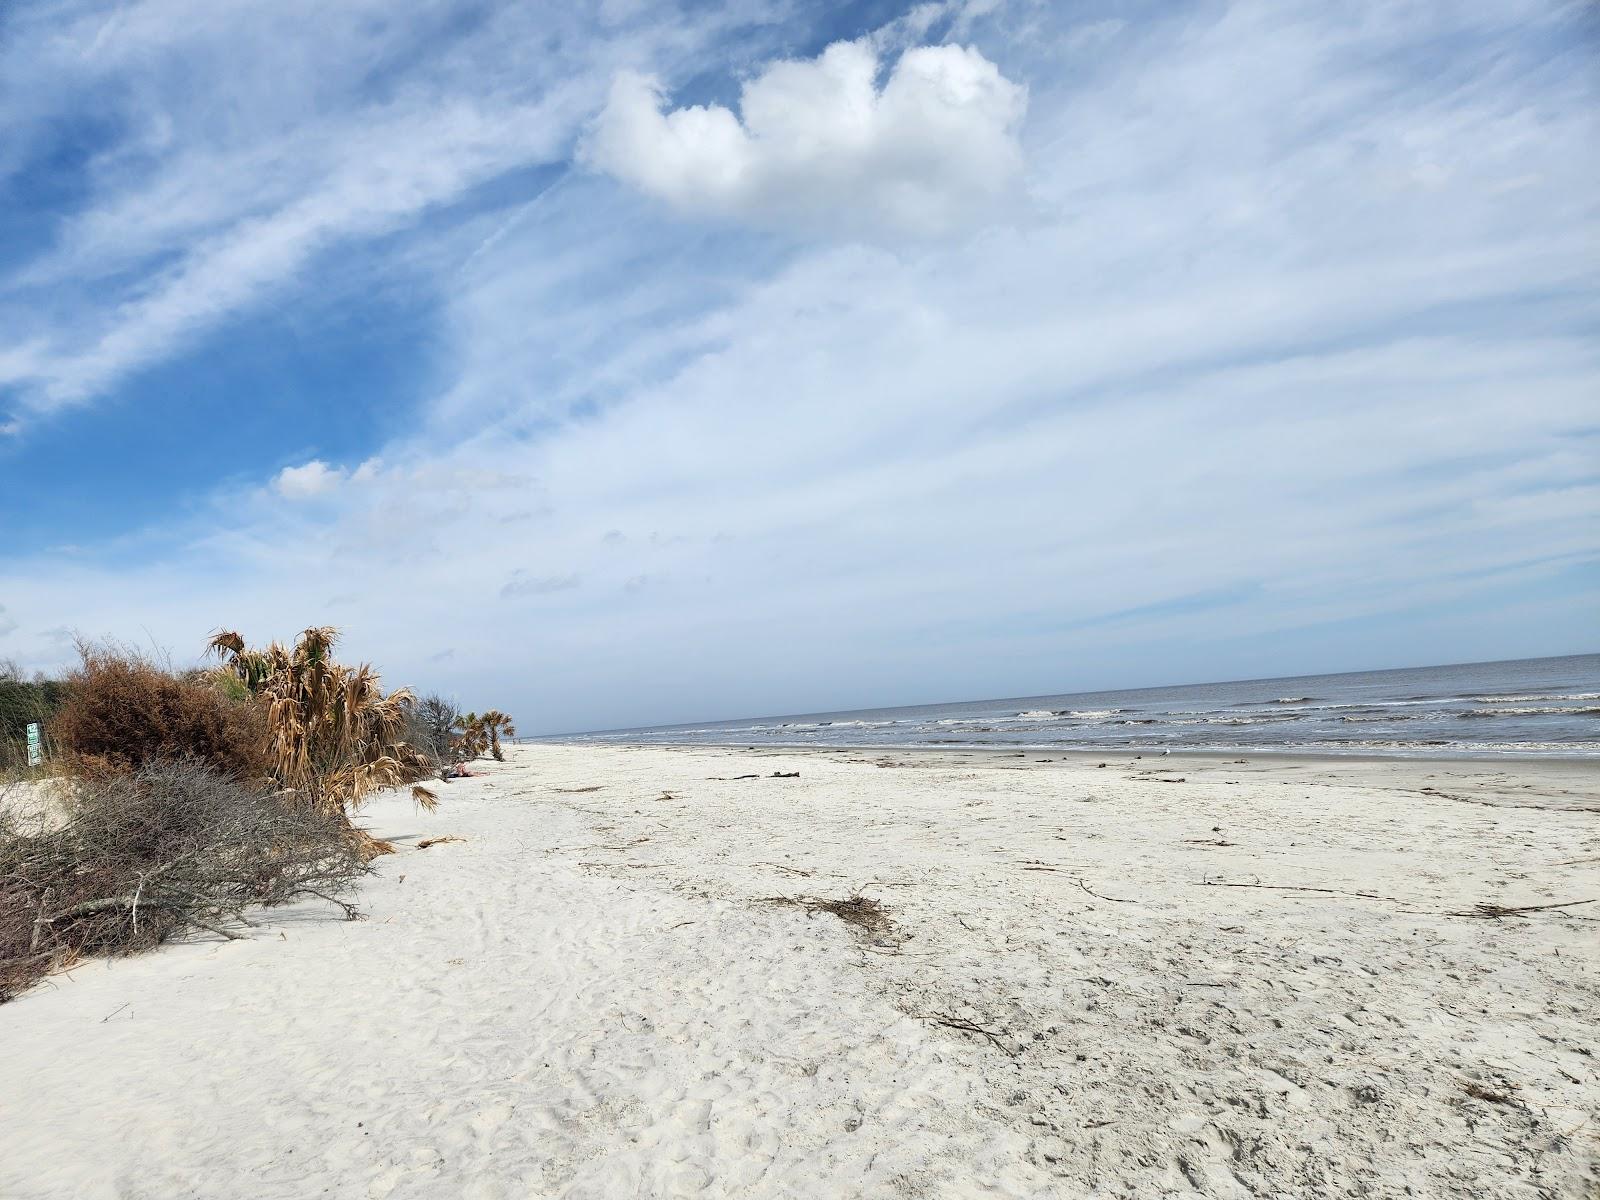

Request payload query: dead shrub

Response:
[0,758,369,1002]
[49,641,269,782]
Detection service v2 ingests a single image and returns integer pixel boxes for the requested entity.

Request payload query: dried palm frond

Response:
[209,627,437,857]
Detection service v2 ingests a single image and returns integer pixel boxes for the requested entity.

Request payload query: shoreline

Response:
[542,738,1600,769]
[3,743,1596,1197]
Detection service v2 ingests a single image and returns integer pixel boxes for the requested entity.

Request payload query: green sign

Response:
[25,721,41,767]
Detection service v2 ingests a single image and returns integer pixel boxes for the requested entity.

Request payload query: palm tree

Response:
[480,710,517,761]
[451,712,489,761]
[208,626,435,857]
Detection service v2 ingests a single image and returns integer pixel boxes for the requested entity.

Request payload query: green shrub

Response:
[0,663,64,771]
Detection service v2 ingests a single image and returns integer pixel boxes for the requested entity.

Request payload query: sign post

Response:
[25,721,42,767]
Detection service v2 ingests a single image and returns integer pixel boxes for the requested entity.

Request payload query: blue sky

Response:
[0,0,1595,733]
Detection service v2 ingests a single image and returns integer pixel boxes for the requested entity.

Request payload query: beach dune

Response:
[1,745,1595,1198]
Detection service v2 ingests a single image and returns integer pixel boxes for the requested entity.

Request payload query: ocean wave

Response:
[1165,715,1301,726]
[1473,693,1600,703]
[1246,697,1480,715]
[1461,706,1600,718]
[1294,738,1600,754]
[1338,714,1427,723]
[1269,696,1316,704]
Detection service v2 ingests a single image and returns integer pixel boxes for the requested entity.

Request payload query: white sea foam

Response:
[1473,693,1600,703]
[1462,706,1600,718]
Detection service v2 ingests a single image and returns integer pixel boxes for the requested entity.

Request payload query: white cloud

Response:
[583,38,1026,237]
[272,460,346,499]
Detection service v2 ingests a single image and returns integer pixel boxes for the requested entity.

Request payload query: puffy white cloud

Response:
[583,39,1026,237]
[272,460,346,499]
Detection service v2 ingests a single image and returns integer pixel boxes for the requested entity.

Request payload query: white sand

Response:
[1,745,1595,1198]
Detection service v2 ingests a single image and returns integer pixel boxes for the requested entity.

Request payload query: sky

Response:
[0,0,1595,734]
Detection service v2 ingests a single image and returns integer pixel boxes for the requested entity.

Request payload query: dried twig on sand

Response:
[912,1012,1018,1055]
[1448,899,1596,919]
[1075,877,1136,903]
[1197,877,1595,920]
[552,785,603,794]
[1195,877,1402,903]
[416,835,465,850]
[1019,865,1138,905]
[756,862,814,877]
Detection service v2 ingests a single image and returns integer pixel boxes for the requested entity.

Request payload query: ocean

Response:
[549,654,1600,757]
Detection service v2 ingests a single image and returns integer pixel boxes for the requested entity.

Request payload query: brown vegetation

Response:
[3,624,513,1002]
[50,641,269,782]
[761,892,895,938]
[0,759,367,1002]
[208,626,435,857]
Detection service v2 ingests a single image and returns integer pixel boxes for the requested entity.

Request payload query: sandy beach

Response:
[1,745,1595,1198]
